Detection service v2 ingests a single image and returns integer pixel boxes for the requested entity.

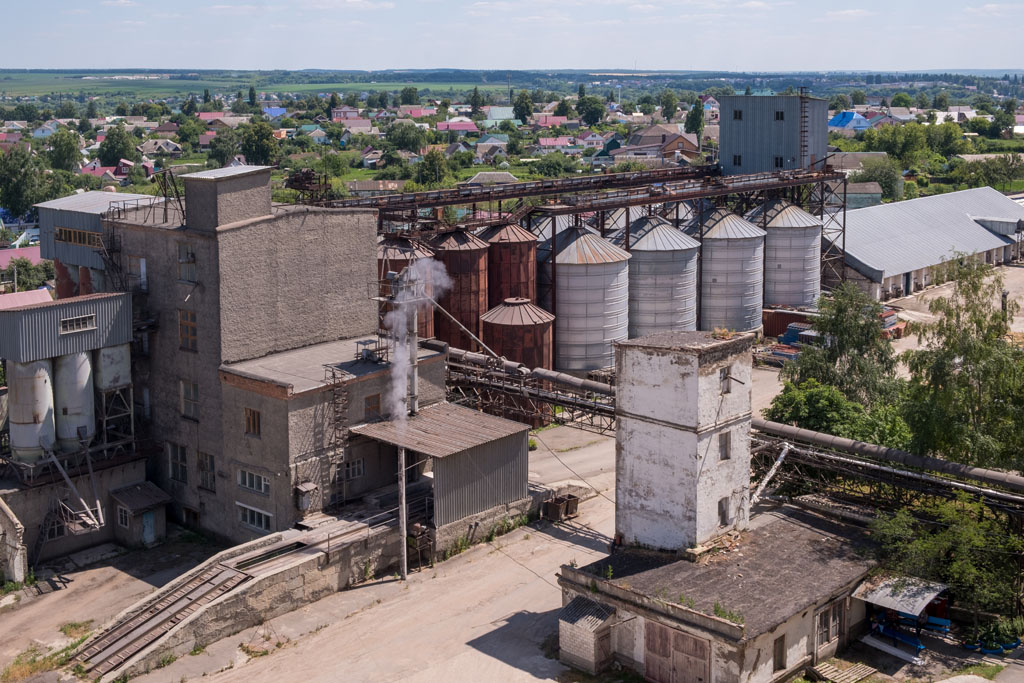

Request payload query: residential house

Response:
[330,106,361,122]
[534,136,577,155]
[153,122,179,138]
[361,149,384,168]
[263,107,287,120]
[828,111,872,133]
[444,141,473,157]
[115,158,136,178]
[398,106,437,118]
[308,128,329,144]
[32,121,59,139]
[626,124,700,159]
[207,117,250,130]
[198,112,229,122]
[483,106,515,121]
[437,121,479,135]
[577,130,605,149]
[533,115,568,128]
[137,139,183,157]
[198,132,217,150]
[227,154,247,166]
[2,121,29,131]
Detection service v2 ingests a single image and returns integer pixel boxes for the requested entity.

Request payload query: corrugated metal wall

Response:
[0,294,132,362]
[719,96,828,175]
[432,431,528,526]
[38,208,107,271]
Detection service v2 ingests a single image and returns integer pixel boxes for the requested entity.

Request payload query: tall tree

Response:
[850,90,866,105]
[48,127,80,172]
[915,92,931,109]
[182,96,197,116]
[248,85,257,107]
[203,88,211,104]
[329,92,341,110]
[684,100,705,140]
[577,96,605,127]
[513,90,533,124]
[240,122,278,165]
[209,129,239,167]
[98,124,140,166]
[86,99,99,119]
[932,91,950,110]
[553,98,573,118]
[469,87,484,117]
[400,87,420,106]
[387,122,427,153]
[414,148,450,186]
[578,83,586,99]
[0,147,42,218]
[890,92,913,108]
[659,90,678,120]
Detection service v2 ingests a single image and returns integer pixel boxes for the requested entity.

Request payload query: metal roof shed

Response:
[350,403,529,526]
[852,574,947,616]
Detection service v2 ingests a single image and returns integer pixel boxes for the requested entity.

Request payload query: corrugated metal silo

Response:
[54,352,95,452]
[426,229,489,351]
[481,297,554,370]
[377,235,435,340]
[610,216,700,337]
[746,200,822,308]
[698,209,766,331]
[8,359,55,462]
[540,227,630,372]
[477,223,537,308]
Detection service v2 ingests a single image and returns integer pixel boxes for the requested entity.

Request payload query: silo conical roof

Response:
[481,298,555,326]
[378,235,434,260]
[745,200,823,229]
[478,223,537,245]
[609,216,700,252]
[551,227,630,264]
[426,228,488,251]
[700,209,767,240]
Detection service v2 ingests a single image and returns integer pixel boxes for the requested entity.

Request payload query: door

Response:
[142,511,156,545]
[903,272,911,296]
[645,621,710,683]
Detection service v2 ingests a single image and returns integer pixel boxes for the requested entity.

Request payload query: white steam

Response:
[383,257,452,424]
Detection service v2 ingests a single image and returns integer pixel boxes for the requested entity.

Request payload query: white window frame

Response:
[816,600,844,647]
[238,469,270,495]
[345,458,365,481]
[117,505,130,528]
[237,502,272,532]
[60,314,97,335]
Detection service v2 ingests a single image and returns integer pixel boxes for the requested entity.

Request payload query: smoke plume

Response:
[383,257,452,425]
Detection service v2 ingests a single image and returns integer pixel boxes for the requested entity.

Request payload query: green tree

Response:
[469,87,484,117]
[239,121,279,165]
[553,99,573,118]
[659,90,678,120]
[343,92,359,108]
[0,147,42,218]
[781,282,899,407]
[77,117,92,134]
[182,96,197,117]
[578,83,586,99]
[388,122,427,153]
[2,257,55,292]
[684,101,705,140]
[98,123,139,166]
[829,94,851,111]
[890,92,913,108]
[871,493,1024,626]
[86,99,99,119]
[903,258,1024,468]
[48,127,80,172]
[513,91,533,124]
[932,91,950,110]
[535,152,578,177]
[55,101,78,119]
[849,156,904,200]
[248,86,257,107]
[400,87,420,106]
[915,92,931,109]
[850,90,866,105]
[414,148,450,186]
[209,129,239,167]
[328,92,341,110]
[203,88,211,104]
[176,116,206,148]
[577,96,605,127]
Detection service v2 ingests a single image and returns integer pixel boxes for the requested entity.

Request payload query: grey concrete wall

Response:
[217,208,378,364]
[183,170,272,233]
[113,505,167,548]
[0,496,27,582]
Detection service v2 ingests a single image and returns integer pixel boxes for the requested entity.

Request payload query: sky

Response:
[7,0,1024,72]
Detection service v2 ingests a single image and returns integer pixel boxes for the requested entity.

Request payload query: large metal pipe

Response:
[753,418,1024,494]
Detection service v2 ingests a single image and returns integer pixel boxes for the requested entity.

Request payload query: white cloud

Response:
[739,1,769,8]
[817,8,874,20]
[965,3,1023,15]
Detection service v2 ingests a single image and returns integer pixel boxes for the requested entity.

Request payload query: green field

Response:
[0,71,514,99]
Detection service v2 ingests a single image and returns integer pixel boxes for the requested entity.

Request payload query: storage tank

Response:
[477,223,537,308]
[746,200,822,308]
[8,360,55,462]
[54,352,95,452]
[426,229,488,351]
[93,343,132,390]
[481,298,555,370]
[377,235,435,340]
[540,227,630,372]
[610,216,700,337]
[698,209,766,332]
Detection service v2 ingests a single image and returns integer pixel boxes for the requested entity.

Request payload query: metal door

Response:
[142,510,155,545]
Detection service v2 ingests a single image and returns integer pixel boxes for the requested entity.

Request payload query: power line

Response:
[530,430,616,507]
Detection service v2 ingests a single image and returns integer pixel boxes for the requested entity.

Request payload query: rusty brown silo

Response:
[478,223,537,308]
[481,298,554,370]
[426,229,489,351]
[377,234,435,340]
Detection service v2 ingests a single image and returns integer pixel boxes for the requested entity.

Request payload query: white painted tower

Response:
[614,330,754,551]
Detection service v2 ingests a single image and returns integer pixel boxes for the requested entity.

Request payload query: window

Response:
[178,310,197,351]
[238,469,270,494]
[178,243,197,283]
[244,408,261,437]
[198,452,216,492]
[817,601,843,646]
[345,458,365,481]
[117,505,130,528]
[718,496,730,527]
[774,156,784,169]
[774,110,785,121]
[732,154,742,167]
[47,517,66,540]
[169,443,188,483]
[733,109,743,120]
[719,431,731,461]
[773,635,787,672]
[181,380,200,420]
[237,503,272,532]
[126,256,147,292]
[60,314,97,335]
[55,227,102,248]
[364,394,381,421]
[720,366,732,394]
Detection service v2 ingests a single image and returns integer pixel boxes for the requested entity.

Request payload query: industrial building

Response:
[718,94,828,175]
[835,186,1024,299]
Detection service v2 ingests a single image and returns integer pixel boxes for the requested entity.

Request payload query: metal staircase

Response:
[323,366,350,507]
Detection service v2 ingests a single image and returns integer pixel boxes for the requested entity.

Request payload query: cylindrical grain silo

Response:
[377,235,435,340]
[481,298,555,370]
[54,352,95,452]
[610,216,700,337]
[540,227,630,372]
[93,343,132,390]
[699,209,766,332]
[8,359,56,462]
[478,223,537,308]
[426,229,489,351]
[746,200,822,309]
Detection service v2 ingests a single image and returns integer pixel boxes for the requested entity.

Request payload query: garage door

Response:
[645,621,710,683]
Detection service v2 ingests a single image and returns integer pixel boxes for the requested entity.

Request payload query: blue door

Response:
[142,511,156,545]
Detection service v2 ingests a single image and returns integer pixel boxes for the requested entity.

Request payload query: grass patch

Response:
[1,570,36,596]
[954,662,1005,680]
[59,621,93,639]
[0,635,88,682]
[712,601,745,625]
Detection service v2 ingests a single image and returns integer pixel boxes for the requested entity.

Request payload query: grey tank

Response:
[696,209,766,331]
[746,200,822,308]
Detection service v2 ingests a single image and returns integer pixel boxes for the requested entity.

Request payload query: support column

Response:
[398,446,408,580]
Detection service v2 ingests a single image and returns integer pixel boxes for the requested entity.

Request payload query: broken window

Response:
[720,366,731,394]
[719,431,731,461]
[718,496,730,527]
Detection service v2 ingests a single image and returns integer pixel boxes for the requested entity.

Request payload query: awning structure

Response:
[853,574,947,615]
[349,402,528,458]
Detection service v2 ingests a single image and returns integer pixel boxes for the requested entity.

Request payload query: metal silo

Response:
[746,200,822,308]
[54,352,95,452]
[8,359,55,462]
[477,223,537,308]
[610,216,700,337]
[540,227,630,372]
[426,229,489,351]
[698,209,766,332]
[377,235,435,340]
[481,297,554,370]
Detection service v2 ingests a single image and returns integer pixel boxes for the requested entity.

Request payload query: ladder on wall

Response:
[799,86,810,169]
[323,366,350,508]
